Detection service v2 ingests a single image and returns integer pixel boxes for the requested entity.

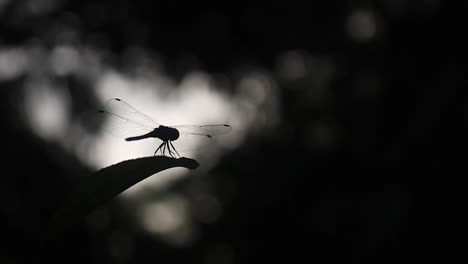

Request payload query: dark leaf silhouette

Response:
[46,156,199,242]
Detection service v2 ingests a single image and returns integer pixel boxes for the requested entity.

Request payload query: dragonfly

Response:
[97,98,232,158]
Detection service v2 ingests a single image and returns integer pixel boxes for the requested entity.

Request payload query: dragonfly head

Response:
[171,127,180,140]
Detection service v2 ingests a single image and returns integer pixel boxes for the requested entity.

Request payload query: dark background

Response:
[1,1,467,263]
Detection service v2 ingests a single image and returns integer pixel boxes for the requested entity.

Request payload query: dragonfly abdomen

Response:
[125,134,151,141]
[125,130,156,141]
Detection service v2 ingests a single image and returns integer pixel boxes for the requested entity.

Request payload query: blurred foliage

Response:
[2,1,467,264]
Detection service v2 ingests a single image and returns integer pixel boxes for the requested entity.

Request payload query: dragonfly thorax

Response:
[155,125,180,141]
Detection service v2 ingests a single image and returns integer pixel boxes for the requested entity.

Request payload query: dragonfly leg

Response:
[165,140,173,157]
[154,142,165,156]
[169,141,180,158]
[169,142,179,158]
[167,143,175,158]
[162,142,167,156]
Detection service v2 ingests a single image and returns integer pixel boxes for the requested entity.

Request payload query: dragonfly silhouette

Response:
[97,98,232,157]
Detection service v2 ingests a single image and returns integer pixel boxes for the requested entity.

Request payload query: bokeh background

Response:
[1,0,467,263]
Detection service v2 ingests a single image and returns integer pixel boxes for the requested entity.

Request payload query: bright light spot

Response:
[140,195,188,234]
[23,82,70,141]
[177,72,233,125]
[50,45,80,76]
[0,48,28,80]
[235,71,280,136]
[89,69,247,171]
[139,194,197,247]
[276,50,307,81]
[346,9,378,42]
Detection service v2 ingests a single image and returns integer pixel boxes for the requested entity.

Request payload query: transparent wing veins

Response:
[105,98,159,127]
[99,110,155,130]
[171,124,232,138]
[97,98,159,140]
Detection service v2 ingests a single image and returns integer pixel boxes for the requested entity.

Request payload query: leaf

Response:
[46,156,199,241]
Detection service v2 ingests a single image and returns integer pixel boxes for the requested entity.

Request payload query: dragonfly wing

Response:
[168,125,231,155]
[169,132,215,154]
[105,98,160,128]
[97,110,155,139]
[171,124,232,138]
